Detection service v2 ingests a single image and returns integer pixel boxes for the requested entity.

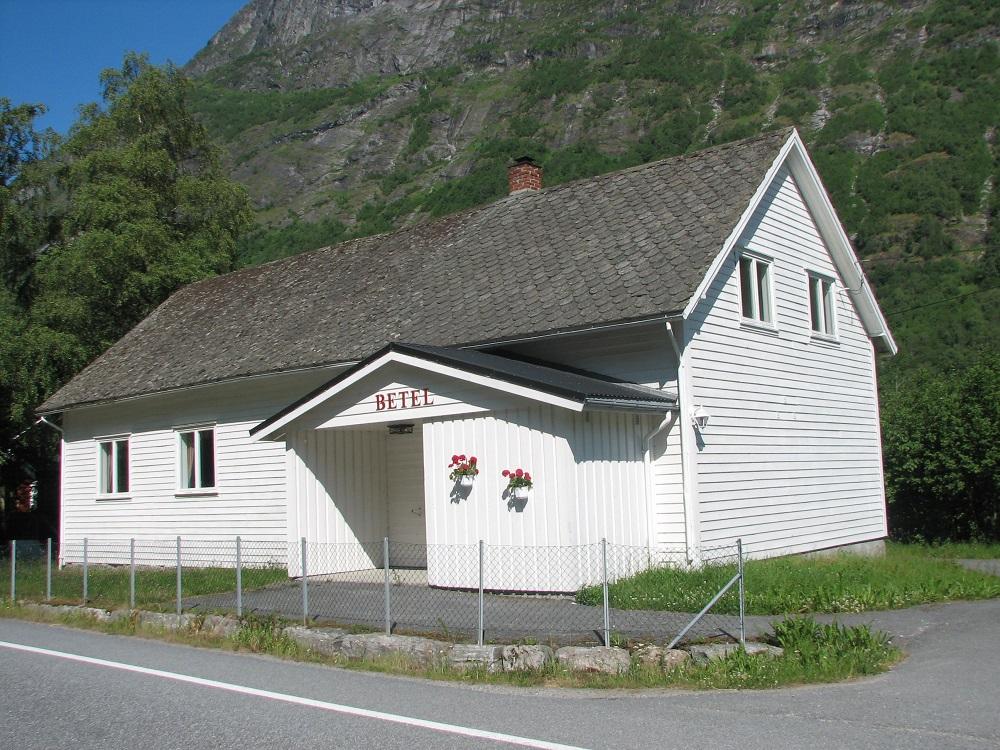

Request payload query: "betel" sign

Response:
[374,388,435,411]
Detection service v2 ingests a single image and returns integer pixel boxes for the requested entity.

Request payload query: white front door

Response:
[386,424,427,567]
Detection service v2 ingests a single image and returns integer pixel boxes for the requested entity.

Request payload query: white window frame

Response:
[738,251,775,327]
[807,272,837,339]
[175,425,217,495]
[95,435,130,499]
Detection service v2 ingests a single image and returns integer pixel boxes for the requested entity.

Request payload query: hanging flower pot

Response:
[448,454,479,486]
[502,468,533,501]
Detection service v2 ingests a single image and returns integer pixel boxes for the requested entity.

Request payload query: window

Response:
[178,427,215,490]
[739,253,773,324]
[808,274,836,336]
[97,438,129,495]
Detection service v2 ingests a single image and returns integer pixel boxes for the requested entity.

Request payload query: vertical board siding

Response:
[651,415,686,550]
[286,428,385,576]
[688,165,887,557]
[59,367,341,565]
[422,405,653,590]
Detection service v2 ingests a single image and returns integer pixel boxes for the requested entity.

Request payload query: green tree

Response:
[1,54,253,514]
[881,354,1000,541]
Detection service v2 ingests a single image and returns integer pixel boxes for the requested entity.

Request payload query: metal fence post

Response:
[601,537,610,647]
[236,536,243,618]
[300,537,308,625]
[383,537,391,635]
[737,538,746,648]
[176,536,182,616]
[9,540,15,602]
[82,537,88,604]
[129,538,136,609]
[46,538,52,601]
[478,540,485,647]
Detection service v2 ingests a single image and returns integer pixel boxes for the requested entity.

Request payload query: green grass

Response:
[3,560,287,611]
[903,541,1000,559]
[1,604,900,690]
[577,544,1000,615]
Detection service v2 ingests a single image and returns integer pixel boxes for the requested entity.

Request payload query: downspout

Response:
[668,321,701,565]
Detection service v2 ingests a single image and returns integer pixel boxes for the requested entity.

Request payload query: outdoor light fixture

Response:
[388,423,414,435]
[691,405,710,431]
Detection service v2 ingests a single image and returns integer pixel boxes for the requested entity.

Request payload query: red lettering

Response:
[375,394,386,411]
[423,388,434,406]
[398,390,408,408]
[410,389,422,407]
[387,393,397,409]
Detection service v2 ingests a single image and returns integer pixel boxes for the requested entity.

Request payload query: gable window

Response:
[178,427,215,491]
[738,253,773,325]
[97,438,129,496]
[808,274,836,336]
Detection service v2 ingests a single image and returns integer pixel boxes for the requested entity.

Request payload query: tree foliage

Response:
[882,354,1000,541]
[0,54,252,494]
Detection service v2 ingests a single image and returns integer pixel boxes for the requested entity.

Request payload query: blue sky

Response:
[0,0,247,134]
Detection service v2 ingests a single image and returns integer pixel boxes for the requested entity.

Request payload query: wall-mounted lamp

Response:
[691,406,710,431]
[388,423,414,435]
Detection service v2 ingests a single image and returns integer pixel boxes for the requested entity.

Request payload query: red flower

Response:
[525,473,531,482]
[515,468,524,478]
[502,469,510,477]
[470,456,477,465]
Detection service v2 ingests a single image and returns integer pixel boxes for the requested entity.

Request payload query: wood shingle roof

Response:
[40,128,790,413]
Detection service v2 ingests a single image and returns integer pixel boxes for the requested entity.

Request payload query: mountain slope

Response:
[184,0,1000,376]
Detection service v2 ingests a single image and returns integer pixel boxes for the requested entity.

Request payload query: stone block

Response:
[282,626,348,656]
[499,644,554,672]
[338,633,450,666]
[555,646,631,675]
[447,644,504,673]
[633,646,690,671]
[685,642,784,665]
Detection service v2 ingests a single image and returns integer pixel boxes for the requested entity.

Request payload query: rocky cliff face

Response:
[188,0,510,90]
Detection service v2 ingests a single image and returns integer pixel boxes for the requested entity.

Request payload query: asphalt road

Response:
[3,598,999,750]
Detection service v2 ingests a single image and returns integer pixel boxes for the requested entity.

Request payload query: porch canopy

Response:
[251,343,676,440]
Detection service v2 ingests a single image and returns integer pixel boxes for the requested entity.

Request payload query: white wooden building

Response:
[40,128,896,591]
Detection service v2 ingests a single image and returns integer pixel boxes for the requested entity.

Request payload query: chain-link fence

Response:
[4,536,747,646]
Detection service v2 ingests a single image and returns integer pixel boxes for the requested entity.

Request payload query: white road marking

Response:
[0,640,588,750]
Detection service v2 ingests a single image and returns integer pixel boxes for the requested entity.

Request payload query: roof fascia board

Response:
[252,349,586,441]
[682,131,798,320]
[781,131,898,354]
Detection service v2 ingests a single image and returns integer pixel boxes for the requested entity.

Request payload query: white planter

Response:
[458,475,475,488]
[512,486,530,500]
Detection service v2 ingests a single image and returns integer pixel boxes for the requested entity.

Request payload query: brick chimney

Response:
[507,156,542,194]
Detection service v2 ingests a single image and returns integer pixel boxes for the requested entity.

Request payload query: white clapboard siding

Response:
[686,164,887,557]
[59,367,343,565]
[499,323,678,390]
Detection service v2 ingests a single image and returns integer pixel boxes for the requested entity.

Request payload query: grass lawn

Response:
[1,558,287,611]
[577,542,1000,615]
[903,541,1000,559]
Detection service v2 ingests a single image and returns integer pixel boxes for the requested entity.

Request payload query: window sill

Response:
[810,332,840,346]
[95,495,131,503]
[175,489,219,498]
[739,318,779,336]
